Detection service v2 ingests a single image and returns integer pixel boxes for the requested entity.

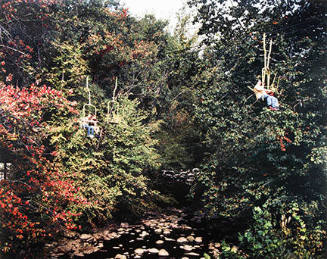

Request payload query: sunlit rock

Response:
[134,248,145,255]
[156,240,164,245]
[148,248,159,254]
[158,249,169,256]
[177,237,188,243]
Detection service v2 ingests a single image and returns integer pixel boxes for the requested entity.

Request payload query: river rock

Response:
[140,231,149,237]
[171,223,179,229]
[120,222,129,228]
[182,245,194,252]
[163,229,171,235]
[115,254,127,259]
[134,248,145,255]
[154,228,162,234]
[158,249,169,256]
[177,237,188,243]
[80,234,93,241]
[156,240,164,245]
[187,235,195,242]
[182,225,192,230]
[195,237,203,243]
[148,248,159,254]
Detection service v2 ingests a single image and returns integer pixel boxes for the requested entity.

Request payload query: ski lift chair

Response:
[106,100,119,124]
[80,104,100,138]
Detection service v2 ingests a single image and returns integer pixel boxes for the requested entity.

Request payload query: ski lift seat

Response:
[106,100,120,124]
[106,114,119,124]
[80,116,100,138]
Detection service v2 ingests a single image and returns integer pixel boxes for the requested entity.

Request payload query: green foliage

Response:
[48,95,162,226]
[220,203,325,258]
[187,0,327,257]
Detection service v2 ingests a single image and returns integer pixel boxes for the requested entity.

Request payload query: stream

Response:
[46,208,221,258]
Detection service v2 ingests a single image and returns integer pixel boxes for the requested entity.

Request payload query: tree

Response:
[0,83,84,253]
[187,0,326,256]
[48,95,163,226]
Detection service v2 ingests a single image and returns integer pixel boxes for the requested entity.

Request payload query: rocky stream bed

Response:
[45,208,223,258]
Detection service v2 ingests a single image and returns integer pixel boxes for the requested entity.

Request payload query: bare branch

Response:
[0,44,27,55]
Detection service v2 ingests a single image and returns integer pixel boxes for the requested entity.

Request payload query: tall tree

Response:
[187,0,326,256]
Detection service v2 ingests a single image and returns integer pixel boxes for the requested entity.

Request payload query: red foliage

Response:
[0,83,84,251]
[277,134,292,152]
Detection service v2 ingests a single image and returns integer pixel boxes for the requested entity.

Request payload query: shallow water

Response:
[75,213,212,259]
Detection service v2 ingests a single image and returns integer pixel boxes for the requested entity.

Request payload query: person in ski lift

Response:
[82,115,97,138]
[253,80,279,110]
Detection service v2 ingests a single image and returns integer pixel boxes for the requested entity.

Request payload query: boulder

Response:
[140,231,149,237]
[156,240,164,245]
[158,249,169,256]
[134,248,145,255]
[163,229,171,235]
[177,237,188,243]
[187,235,195,242]
[182,245,194,252]
[148,248,159,254]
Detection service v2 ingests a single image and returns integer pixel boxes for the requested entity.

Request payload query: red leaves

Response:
[0,84,83,250]
[278,134,293,151]
[50,151,58,157]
